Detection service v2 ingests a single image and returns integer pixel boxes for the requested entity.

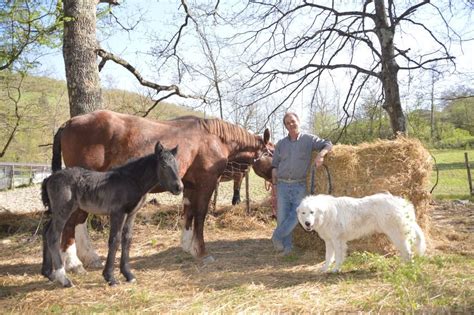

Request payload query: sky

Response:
[36,0,474,134]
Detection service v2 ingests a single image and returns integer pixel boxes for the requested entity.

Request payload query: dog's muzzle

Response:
[304,221,312,231]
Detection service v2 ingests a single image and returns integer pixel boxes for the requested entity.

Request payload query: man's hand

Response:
[314,154,325,168]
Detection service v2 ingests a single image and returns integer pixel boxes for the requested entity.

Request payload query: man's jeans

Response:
[272,181,307,252]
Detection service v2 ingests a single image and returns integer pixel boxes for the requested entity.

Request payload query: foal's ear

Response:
[155,141,164,155]
[171,145,178,157]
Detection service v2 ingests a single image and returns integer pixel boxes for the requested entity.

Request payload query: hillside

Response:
[0,75,202,163]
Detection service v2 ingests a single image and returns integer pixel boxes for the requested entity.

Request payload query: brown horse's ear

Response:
[263,128,270,145]
[155,141,163,155]
[171,145,178,156]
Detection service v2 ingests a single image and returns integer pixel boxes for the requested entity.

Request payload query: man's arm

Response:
[314,143,333,168]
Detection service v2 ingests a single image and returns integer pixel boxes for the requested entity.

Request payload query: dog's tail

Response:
[400,197,426,257]
[412,222,426,257]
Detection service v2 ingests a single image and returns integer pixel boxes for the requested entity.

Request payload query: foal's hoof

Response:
[41,269,52,279]
[127,278,137,284]
[63,279,74,288]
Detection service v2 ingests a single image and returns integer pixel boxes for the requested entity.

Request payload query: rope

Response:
[428,150,439,194]
[310,164,332,195]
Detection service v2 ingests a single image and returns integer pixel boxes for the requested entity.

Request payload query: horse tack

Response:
[51,110,271,267]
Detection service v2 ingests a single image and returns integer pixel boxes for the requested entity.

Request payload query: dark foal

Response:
[41,142,183,287]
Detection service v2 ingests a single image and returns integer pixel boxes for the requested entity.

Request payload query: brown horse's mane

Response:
[201,118,261,148]
[172,115,261,148]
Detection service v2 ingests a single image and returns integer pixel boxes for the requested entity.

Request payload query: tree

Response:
[232,0,468,135]
[441,88,474,135]
[62,0,108,116]
[0,0,61,71]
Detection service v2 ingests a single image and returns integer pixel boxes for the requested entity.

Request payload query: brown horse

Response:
[52,110,272,268]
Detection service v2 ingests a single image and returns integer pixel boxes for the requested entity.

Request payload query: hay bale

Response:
[295,136,433,254]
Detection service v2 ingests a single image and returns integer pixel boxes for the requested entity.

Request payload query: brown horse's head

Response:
[252,138,274,181]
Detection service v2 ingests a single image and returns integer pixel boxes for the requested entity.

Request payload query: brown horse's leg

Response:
[180,189,195,254]
[231,173,244,205]
[60,210,88,273]
[186,185,217,262]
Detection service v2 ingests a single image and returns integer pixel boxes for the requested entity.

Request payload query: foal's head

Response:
[154,141,183,195]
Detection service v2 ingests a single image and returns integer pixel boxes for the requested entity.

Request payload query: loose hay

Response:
[295,136,433,254]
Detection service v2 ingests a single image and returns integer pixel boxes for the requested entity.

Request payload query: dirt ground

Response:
[0,198,472,312]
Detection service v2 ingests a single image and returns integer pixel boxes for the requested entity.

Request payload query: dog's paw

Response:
[319,266,329,273]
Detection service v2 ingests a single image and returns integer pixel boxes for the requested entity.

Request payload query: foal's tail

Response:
[41,176,51,214]
[51,125,65,172]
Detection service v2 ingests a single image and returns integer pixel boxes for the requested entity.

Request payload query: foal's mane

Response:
[201,118,261,148]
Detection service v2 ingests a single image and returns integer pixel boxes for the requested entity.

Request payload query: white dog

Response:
[296,193,426,273]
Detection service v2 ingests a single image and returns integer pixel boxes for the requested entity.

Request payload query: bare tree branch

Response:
[0,74,25,158]
[96,48,205,103]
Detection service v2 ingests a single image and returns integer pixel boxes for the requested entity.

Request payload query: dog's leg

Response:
[332,240,347,272]
[320,240,335,273]
[386,230,413,262]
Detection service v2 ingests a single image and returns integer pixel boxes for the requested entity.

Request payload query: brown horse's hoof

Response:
[202,255,215,264]
[84,258,103,269]
[68,264,87,274]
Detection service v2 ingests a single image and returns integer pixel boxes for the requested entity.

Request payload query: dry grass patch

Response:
[0,199,473,313]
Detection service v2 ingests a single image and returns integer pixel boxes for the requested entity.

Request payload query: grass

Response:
[0,196,473,313]
[430,149,474,201]
[0,146,473,313]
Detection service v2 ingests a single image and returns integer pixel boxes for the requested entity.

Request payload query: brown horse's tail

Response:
[41,176,51,214]
[51,125,64,172]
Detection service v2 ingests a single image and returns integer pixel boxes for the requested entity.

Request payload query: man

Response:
[271,112,333,255]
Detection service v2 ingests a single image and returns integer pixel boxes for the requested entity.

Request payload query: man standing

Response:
[271,112,333,255]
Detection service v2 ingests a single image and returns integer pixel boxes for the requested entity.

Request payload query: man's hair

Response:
[283,112,300,125]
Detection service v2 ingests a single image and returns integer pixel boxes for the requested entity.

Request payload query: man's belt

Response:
[278,178,305,184]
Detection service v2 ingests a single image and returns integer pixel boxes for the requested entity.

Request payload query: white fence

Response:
[0,163,51,191]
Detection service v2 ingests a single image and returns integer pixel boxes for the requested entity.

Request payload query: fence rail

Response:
[0,162,51,191]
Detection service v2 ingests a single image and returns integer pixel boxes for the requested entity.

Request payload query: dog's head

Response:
[296,196,324,232]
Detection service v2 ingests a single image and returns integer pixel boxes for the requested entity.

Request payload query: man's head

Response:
[283,112,300,136]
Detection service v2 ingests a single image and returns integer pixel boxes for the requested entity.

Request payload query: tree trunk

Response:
[373,0,406,135]
[63,0,102,117]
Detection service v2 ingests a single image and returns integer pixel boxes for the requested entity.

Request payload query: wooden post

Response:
[245,172,250,214]
[465,152,473,196]
[9,165,14,190]
[211,182,219,214]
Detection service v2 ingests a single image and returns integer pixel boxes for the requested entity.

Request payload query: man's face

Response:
[284,114,300,133]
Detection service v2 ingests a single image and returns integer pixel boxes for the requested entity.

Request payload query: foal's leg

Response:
[103,211,127,286]
[41,219,53,278]
[120,211,138,283]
